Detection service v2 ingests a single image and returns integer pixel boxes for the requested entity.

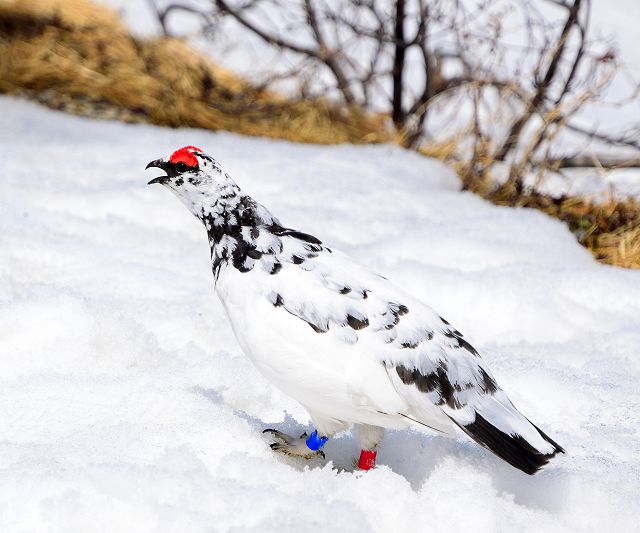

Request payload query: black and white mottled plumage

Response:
[147,146,564,475]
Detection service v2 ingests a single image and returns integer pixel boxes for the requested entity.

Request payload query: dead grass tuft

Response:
[0,0,390,144]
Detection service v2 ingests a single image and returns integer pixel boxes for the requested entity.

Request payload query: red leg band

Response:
[358,449,377,470]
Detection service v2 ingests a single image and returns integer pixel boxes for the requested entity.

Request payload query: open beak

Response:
[146,159,170,185]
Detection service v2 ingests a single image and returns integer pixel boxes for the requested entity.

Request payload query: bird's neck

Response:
[198,188,279,280]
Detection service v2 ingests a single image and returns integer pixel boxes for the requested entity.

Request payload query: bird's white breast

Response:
[214,264,418,429]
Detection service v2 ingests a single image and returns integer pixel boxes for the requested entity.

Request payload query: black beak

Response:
[146,159,170,185]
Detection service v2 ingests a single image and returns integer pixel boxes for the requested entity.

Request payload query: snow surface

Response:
[1,96,640,532]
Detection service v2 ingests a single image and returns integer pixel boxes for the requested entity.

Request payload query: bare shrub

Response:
[150,0,640,194]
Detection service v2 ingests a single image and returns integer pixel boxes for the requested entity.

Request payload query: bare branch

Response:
[566,122,640,151]
[303,0,356,104]
[391,0,407,128]
[146,0,215,36]
[214,0,318,56]
[539,155,640,169]
[494,0,584,164]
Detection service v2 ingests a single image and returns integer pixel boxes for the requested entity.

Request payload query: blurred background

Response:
[1,0,639,268]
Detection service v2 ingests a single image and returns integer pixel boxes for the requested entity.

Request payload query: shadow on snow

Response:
[194,386,567,512]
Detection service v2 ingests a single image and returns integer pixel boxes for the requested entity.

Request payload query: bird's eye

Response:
[176,162,189,173]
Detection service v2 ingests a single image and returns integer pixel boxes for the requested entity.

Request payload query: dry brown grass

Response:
[0,0,390,144]
[1,0,638,269]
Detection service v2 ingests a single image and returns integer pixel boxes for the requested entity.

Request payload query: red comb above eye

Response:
[169,145,203,167]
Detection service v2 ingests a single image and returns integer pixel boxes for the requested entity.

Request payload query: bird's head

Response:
[146,145,237,217]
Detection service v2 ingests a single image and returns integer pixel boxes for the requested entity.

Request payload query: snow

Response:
[1,95,640,532]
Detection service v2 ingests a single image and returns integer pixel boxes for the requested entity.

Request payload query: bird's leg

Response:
[262,428,328,460]
[356,424,385,471]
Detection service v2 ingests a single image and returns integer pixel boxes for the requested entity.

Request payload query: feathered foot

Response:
[336,450,377,473]
[357,449,377,470]
[263,429,326,460]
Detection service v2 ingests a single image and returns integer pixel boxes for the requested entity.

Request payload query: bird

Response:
[146,145,564,475]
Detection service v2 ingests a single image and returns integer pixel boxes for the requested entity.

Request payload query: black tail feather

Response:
[457,413,565,475]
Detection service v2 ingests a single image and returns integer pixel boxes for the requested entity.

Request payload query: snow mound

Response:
[1,97,639,532]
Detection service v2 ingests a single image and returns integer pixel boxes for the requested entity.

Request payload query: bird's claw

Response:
[269,442,325,459]
[263,428,325,460]
[262,428,294,444]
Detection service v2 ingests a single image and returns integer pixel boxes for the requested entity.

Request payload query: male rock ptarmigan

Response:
[147,145,564,475]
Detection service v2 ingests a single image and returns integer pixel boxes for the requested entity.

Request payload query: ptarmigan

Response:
[147,145,564,474]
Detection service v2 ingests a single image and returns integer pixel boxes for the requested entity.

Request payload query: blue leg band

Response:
[305,430,328,451]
